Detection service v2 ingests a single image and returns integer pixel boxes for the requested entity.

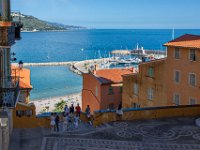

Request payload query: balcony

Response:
[0,25,15,46]
[0,76,20,108]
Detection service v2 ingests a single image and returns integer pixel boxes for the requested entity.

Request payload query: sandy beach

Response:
[31,92,82,114]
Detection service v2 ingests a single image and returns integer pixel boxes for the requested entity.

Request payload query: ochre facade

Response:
[122,34,200,108]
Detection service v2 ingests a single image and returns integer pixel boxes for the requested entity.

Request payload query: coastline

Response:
[31,92,82,114]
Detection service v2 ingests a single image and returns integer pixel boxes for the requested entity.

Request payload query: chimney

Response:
[1,0,11,21]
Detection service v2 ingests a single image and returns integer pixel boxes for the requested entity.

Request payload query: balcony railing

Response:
[0,76,20,108]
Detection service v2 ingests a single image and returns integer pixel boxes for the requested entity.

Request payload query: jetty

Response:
[12,61,76,67]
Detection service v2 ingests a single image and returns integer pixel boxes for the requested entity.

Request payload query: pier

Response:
[13,61,76,67]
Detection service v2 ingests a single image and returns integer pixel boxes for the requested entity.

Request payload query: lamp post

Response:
[18,60,23,69]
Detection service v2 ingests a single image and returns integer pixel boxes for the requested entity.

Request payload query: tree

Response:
[54,99,66,112]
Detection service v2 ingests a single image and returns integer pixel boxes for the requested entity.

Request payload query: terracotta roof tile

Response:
[95,68,134,84]
[164,34,200,49]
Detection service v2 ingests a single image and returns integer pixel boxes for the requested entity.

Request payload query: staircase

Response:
[47,120,111,136]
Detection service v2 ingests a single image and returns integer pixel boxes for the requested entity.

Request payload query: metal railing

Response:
[0,76,20,108]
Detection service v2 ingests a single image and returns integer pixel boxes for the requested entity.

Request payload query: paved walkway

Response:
[10,117,200,150]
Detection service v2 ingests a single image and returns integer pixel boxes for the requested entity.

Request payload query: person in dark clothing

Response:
[70,104,74,114]
[55,113,60,132]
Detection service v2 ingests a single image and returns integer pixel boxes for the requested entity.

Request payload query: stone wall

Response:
[93,105,200,126]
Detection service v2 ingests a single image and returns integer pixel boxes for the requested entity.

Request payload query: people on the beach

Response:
[75,103,81,118]
[50,113,56,133]
[55,113,60,132]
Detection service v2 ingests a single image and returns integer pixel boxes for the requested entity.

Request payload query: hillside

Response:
[11,13,86,31]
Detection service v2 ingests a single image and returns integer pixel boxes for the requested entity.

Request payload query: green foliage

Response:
[54,99,66,113]
[11,13,85,31]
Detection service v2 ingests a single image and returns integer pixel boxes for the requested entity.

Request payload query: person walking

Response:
[62,112,68,131]
[64,104,69,115]
[116,103,123,120]
[85,105,92,125]
[50,113,55,133]
[70,104,74,114]
[55,113,60,132]
[75,103,81,118]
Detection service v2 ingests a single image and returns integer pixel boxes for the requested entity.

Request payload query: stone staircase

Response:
[47,120,111,136]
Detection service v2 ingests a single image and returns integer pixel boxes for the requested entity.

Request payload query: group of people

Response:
[50,103,92,133]
[50,103,123,133]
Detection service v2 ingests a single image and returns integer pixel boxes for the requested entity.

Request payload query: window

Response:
[132,103,139,108]
[189,49,196,61]
[147,88,153,100]
[95,86,98,97]
[174,71,180,83]
[173,93,180,105]
[108,86,114,95]
[148,67,154,77]
[25,110,33,117]
[16,110,24,117]
[189,73,196,86]
[133,83,138,95]
[174,48,180,59]
[190,98,196,105]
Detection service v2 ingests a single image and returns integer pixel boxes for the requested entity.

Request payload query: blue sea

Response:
[12,29,200,100]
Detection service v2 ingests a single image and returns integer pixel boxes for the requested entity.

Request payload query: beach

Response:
[31,92,82,114]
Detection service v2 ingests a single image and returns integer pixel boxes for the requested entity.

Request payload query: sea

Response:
[12,29,200,100]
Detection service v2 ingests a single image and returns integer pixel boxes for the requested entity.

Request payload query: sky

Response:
[11,0,200,29]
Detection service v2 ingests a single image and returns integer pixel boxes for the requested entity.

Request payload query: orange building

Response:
[122,34,200,108]
[82,68,134,113]
[11,66,32,104]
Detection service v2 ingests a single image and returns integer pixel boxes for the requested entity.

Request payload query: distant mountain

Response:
[11,13,86,31]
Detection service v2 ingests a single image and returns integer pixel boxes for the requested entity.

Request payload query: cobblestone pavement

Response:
[10,117,200,150]
[41,137,200,150]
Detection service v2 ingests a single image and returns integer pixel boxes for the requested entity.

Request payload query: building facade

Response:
[82,68,133,113]
[122,34,200,108]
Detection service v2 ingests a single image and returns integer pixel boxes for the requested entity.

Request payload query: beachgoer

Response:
[55,113,60,132]
[75,103,81,118]
[70,104,74,114]
[50,113,55,133]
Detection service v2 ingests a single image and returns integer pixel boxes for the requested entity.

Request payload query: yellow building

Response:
[122,34,200,108]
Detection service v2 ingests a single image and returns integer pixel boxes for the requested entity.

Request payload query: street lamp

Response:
[18,60,23,69]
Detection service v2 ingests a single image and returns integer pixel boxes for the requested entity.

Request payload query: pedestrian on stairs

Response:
[55,113,60,132]
[62,112,68,131]
[64,104,69,115]
[116,103,123,120]
[85,105,92,126]
[75,103,81,118]
[74,114,79,128]
[50,113,56,133]
[70,104,74,114]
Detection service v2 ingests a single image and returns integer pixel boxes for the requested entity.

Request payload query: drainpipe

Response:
[1,0,11,21]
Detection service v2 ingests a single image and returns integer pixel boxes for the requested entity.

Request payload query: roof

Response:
[94,68,134,84]
[164,34,200,49]
[11,66,32,89]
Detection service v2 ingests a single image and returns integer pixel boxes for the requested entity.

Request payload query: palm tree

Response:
[54,99,66,112]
